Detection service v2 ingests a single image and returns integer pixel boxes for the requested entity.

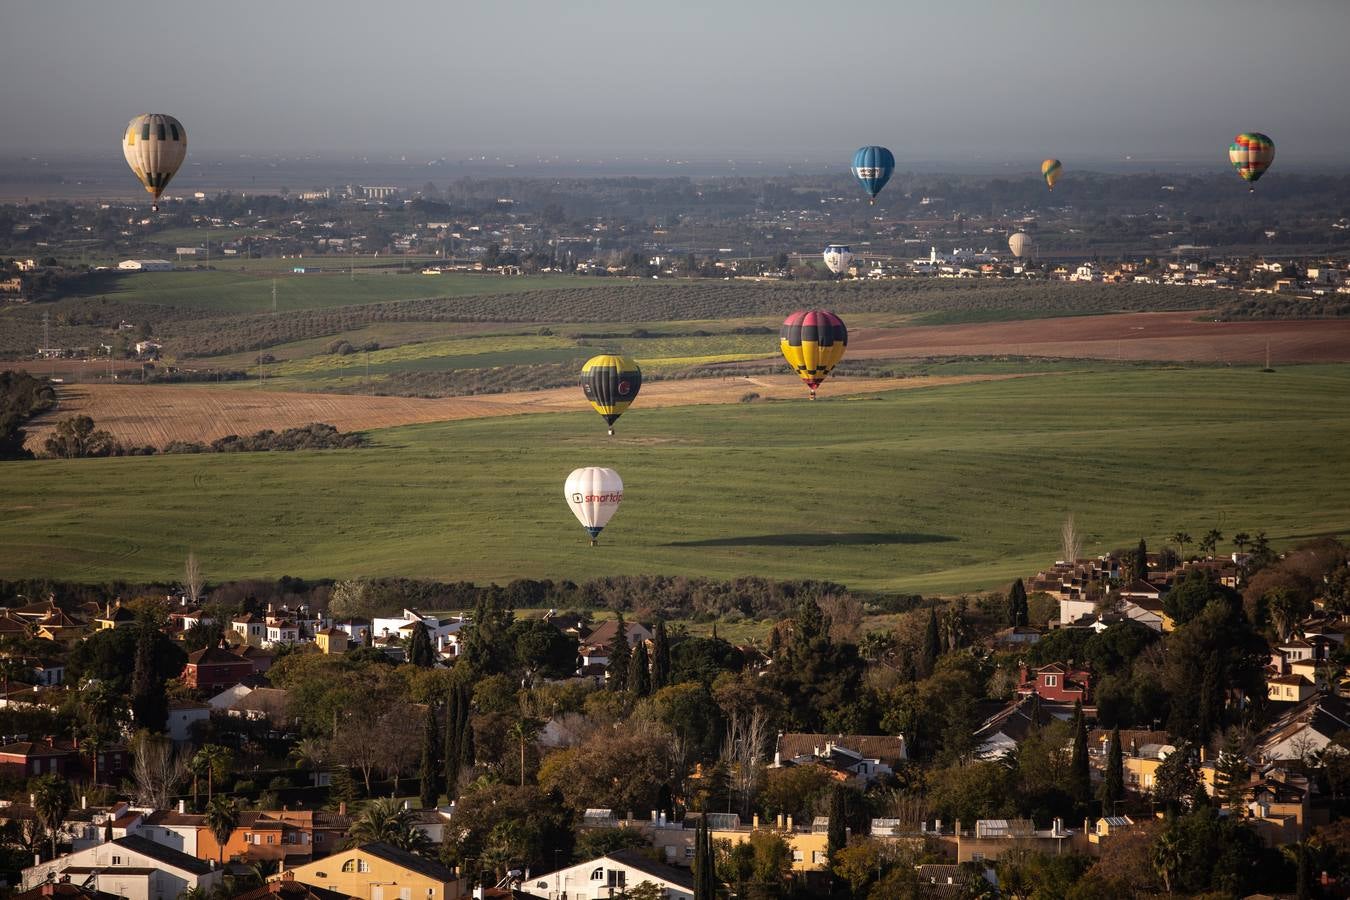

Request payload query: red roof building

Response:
[181,646,254,692]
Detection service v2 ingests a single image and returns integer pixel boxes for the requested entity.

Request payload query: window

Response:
[591,867,605,881]
[792,850,804,862]
[266,835,274,844]
[399,889,411,900]
[341,859,369,873]
[1044,675,1058,687]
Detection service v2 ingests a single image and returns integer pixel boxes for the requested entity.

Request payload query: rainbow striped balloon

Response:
[1229,133,1275,189]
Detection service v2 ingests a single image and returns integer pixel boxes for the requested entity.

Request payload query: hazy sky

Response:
[4,0,1349,163]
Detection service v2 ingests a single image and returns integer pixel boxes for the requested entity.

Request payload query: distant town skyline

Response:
[3,0,1349,163]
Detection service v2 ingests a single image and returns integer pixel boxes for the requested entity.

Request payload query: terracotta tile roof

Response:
[776,733,906,767]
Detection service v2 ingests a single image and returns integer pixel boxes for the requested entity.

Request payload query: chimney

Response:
[775,813,784,830]
[786,815,794,831]
[1053,817,1063,835]
[81,795,87,810]
[338,801,347,816]
[650,810,657,823]
[178,799,186,814]
[752,814,759,829]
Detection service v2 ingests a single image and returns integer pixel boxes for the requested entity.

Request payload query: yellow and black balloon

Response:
[123,114,187,212]
[780,310,847,399]
[581,355,642,434]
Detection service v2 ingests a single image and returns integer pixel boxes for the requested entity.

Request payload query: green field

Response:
[65,270,603,314]
[4,365,1348,593]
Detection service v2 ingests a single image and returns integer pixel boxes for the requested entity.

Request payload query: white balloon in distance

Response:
[565,467,624,545]
[1008,232,1033,259]
[823,244,853,275]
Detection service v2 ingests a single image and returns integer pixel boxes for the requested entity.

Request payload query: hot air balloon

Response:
[1041,158,1062,191]
[565,467,623,545]
[581,355,642,435]
[780,310,847,399]
[1229,133,1274,190]
[823,244,853,275]
[122,114,187,211]
[1008,232,1033,260]
[851,146,895,204]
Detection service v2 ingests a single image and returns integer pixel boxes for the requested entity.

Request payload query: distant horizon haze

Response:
[3,0,1348,163]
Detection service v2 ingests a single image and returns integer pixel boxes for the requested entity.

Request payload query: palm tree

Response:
[1169,530,1193,560]
[193,745,232,805]
[506,717,543,788]
[289,738,328,786]
[205,795,239,865]
[1151,826,1183,894]
[32,773,73,861]
[345,798,432,856]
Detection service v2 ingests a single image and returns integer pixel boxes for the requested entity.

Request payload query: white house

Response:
[208,683,253,711]
[1256,695,1350,763]
[370,610,468,657]
[117,259,174,272]
[523,849,694,900]
[231,613,265,646]
[22,835,223,900]
[166,700,211,743]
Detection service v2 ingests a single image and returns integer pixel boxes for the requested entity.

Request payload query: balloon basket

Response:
[607,428,614,436]
[589,539,598,547]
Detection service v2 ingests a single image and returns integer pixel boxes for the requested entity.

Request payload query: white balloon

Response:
[1008,232,1033,259]
[823,244,853,275]
[565,467,624,544]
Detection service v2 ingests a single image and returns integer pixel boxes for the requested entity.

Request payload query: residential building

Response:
[315,627,349,654]
[1267,673,1316,704]
[181,646,254,692]
[117,259,175,272]
[283,841,458,900]
[232,614,266,647]
[772,733,906,784]
[951,818,1077,863]
[167,699,212,743]
[523,848,694,900]
[95,602,137,630]
[21,835,224,900]
[1016,663,1091,704]
[1255,694,1350,762]
[231,879,352,900]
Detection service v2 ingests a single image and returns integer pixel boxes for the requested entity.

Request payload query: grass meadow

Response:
[64,269,599,314]
[3,365,1347,594]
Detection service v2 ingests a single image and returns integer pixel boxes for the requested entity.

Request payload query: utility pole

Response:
[272,279,277,314]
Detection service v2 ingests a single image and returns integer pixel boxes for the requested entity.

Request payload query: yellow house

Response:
[315,628,349,655]
[96,601,137,630]
[710,815,830,872]
[283,842,458,900]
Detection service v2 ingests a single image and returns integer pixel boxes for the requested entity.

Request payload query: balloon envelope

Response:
[1041,158,1062,190]
[565,467,624,542]
[823,244,853,275]
[851,146,895,201]
[123,114,187,208]
[780,310,848,397]
[581,355,642,433]
[1229,133,1274,186]
[1008,232,1032,259]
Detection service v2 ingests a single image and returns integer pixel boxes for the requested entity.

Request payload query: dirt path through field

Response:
[24,374,1027,450]
[848,311,1350,363]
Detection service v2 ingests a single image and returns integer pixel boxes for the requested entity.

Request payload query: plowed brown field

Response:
[24,373,1026,449]
[848,311,1350,363]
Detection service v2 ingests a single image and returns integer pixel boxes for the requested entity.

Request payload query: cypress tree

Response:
[693,816,716,900]
[443,684,471,800]
[130,623,167,733]
[419,702,441,809]
[1008,578,1029,627]
[827,786,848,860]
[1069,700,1091,808]
[1131,538,1149,583]
[1099,725,1124,815]
[650,620,671,690]
[408,621,435,668]
[628,641,651,697]
[607,614,631,692]
[920,608,940,678]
